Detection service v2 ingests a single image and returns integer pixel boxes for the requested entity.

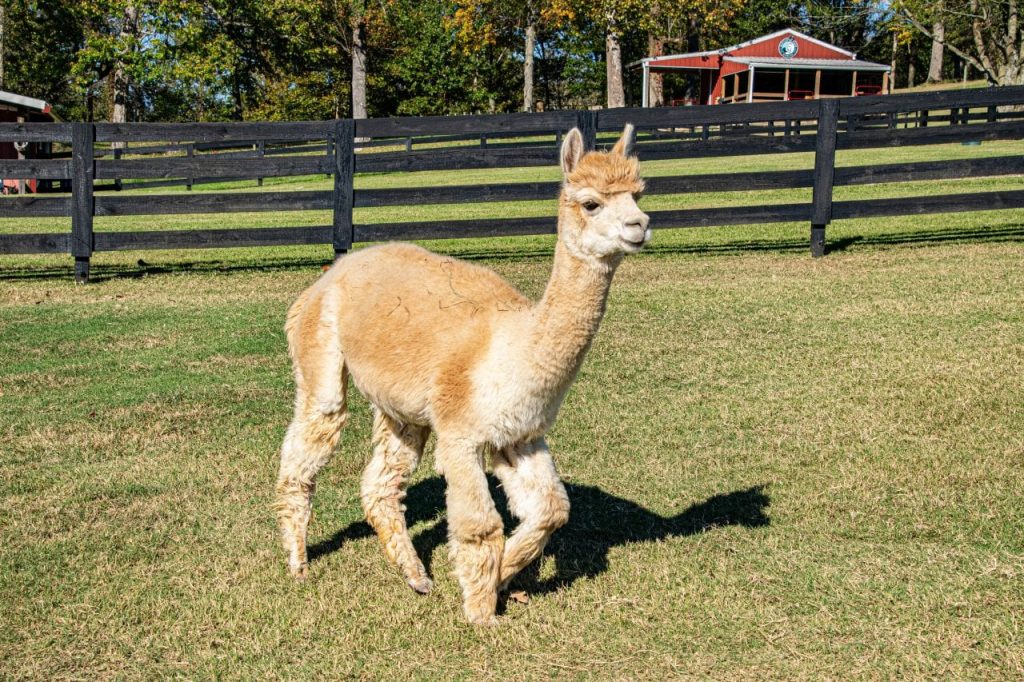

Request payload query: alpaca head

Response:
[559,124,650,262]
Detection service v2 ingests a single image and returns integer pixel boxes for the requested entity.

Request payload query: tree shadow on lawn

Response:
[308,477,770,598]
[5,221,1023,283]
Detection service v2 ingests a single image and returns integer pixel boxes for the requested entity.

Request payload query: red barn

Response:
[634,29,891,107]
[0,89,58,194]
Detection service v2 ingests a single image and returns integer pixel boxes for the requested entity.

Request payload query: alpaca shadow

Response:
[307,478,770,596]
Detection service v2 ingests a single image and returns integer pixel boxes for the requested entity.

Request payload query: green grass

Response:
[1,142,1023,678]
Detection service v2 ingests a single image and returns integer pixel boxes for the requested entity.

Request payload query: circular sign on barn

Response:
[779,37,799,59]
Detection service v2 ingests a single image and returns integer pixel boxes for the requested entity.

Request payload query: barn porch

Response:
[633,29,892,107]
[715,58,890,104]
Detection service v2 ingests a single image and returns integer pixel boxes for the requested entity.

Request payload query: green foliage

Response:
[1,0,992,119]
[537,26,606,110]
[1,1,85,119]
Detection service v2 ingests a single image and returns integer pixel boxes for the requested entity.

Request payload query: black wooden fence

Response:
[3,85,1024,282]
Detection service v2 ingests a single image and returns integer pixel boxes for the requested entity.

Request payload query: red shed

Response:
[634,29,891,107]
[0,89,58,194]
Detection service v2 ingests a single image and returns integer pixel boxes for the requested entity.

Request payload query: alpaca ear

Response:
[561,127,584,175]
[610,123,635,157]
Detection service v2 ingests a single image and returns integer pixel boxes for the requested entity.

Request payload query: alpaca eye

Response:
[582,201,601,212]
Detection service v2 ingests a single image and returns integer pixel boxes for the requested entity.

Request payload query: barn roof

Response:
[0,89,53,115]
[724,56,891,71]
[724,29,855,58]
[630,29,875,70]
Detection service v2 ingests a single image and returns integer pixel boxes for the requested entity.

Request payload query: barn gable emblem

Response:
[778,37,799,59]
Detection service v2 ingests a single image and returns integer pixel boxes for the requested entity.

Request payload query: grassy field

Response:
[1,142,1023,679]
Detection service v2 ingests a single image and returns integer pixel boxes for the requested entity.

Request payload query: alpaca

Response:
[275,124,649,625]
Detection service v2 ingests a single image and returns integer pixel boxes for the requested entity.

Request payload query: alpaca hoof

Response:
[407,576,433,595]
[467,614,499,627]
[288,562,308,582]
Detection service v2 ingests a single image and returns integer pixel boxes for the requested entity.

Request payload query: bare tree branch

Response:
[901,6,992,80]
[969,0,1000,79]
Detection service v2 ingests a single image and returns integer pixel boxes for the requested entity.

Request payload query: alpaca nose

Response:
[622,212,650,244]
[626,212,650,231]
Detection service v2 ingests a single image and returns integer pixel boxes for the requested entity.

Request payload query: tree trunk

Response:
[907,37,916,89]
[683,17,701,101]
[890,30,898,89]
[352,20,367,119]
[231,73,243,120]
[112,4,138,147]
[0,4,6,89]
[927,4,945,83]
[647,32,663,107]
[605,17,625,108]
[524,22,536,112]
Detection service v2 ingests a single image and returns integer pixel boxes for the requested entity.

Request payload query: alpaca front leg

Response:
[491,438,570,590]
[275,397,347,580]
[361,409,432,594]
[437,438,504,625]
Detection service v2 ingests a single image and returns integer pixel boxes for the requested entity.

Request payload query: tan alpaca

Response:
[275,125,649,625]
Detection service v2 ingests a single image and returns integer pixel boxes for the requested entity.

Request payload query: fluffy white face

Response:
[560,124,650,262]
[564,184,650,259]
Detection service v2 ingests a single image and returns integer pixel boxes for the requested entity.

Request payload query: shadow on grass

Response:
[6,221,1019,282]
[0,256,334,283]
[307,477,770,597]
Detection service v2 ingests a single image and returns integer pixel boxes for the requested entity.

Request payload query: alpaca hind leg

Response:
[491,438,570,591]
[361,409,432,594]
[275,388,348,580]
[437,438,504,625]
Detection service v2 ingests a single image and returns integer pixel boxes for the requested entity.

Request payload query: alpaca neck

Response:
[525,200,619,391]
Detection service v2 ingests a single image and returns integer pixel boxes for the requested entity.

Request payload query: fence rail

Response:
[3,85,1024,281]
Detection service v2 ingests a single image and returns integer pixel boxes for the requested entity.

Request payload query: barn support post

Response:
[577,110,598,151]
[332,118,356,259]
[642,62,650,108]
[810,98,839,258]
[70,122,95,284]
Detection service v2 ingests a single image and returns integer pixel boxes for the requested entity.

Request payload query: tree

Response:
[111,3,138,131]
[927,0,945,82]
[566,0,652,108]
[0,1,83,118]
[897,0,1024,86]
[452,0,573,112]
[641,0,747,106]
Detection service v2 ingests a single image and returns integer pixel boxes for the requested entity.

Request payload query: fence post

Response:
[332,118,356,259]
[186,143,194,191]
[257,139,265,187]
[113,146,122,191]
[576,110,597,151]
[71,122,95,284]
[810,98,838,258]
